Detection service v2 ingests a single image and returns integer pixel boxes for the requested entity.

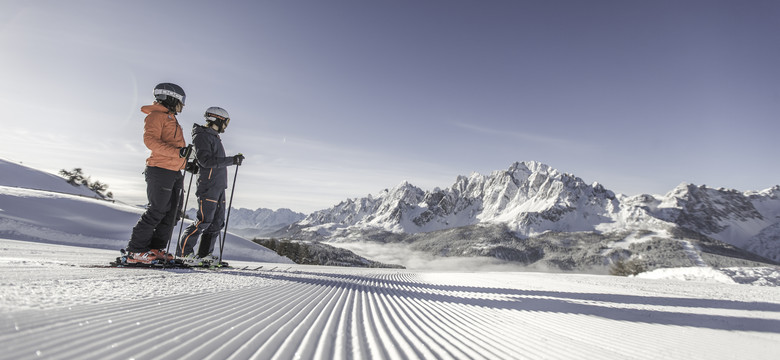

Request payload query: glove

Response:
[179,145,193,159]
[185,161,199,174]
[232,153,245,166]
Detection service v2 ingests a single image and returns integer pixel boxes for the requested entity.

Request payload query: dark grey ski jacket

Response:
[191,124,234,199]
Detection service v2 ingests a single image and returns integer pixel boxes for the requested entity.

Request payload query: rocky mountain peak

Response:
[297,161,622,236]
[278,161,780,266]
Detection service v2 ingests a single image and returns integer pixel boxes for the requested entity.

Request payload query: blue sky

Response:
[1,0,779,213]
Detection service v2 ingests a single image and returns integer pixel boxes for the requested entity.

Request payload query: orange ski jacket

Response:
[141,103,186,171]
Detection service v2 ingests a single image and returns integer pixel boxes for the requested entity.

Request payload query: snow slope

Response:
[1,239,780,360]
[0,159,97,198]
[0,159,289,263]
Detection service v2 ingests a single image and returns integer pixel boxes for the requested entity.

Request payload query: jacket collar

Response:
[141,103,172,115]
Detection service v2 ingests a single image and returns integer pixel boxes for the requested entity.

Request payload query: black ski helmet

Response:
[205,106,230,133]
[153,83,186,113]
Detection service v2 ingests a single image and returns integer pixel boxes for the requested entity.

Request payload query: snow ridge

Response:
[0,158,98,198]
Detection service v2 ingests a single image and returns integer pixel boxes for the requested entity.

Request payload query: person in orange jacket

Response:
[125,83,193,264]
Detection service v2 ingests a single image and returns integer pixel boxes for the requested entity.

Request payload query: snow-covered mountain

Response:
[278,161,780,270]
[640,183,780,261]
[187,207,306,238]
[298,161,620,235]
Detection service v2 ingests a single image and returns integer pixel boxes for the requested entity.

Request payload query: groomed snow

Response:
[1,239,779,360]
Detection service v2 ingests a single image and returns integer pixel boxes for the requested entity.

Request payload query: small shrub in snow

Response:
[610,259,646,276]
[59,168,113,199]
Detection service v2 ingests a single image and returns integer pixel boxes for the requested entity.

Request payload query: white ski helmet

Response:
[205,106,230,133]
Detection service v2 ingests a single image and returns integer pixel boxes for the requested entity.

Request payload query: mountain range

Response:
[274,161,780,272]
[187,207,306,239]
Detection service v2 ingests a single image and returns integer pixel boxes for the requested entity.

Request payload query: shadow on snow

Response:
[225,269,780,334]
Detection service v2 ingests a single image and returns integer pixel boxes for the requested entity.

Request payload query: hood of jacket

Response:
[191,123,220,138]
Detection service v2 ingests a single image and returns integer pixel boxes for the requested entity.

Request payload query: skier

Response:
[177,106,244,265]
[126,83,192,264]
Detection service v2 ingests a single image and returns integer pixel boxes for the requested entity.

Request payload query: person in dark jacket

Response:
[177,106,244,265]
[126,82,192,265]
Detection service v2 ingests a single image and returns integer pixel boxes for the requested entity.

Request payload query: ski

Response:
[110,249,189,269]
[107,250,264,271]
[109,257,189,269]
[185,261,230,270]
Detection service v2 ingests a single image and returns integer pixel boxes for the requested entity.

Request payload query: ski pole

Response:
[219,163,239,264]
[167,150,195,262]
[171,169,195,257]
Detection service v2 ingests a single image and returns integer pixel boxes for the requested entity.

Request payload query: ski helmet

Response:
[204,106,230,133]
[153,83,186,113]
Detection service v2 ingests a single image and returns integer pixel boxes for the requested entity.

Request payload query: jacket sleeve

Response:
[143,114,181,158]
[193,134,234,169]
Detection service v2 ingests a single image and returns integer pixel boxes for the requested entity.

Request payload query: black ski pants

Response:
[177,190,226,257]
[127,166,184,253]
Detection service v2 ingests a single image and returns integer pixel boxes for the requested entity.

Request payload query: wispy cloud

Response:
[453,122,595,150]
